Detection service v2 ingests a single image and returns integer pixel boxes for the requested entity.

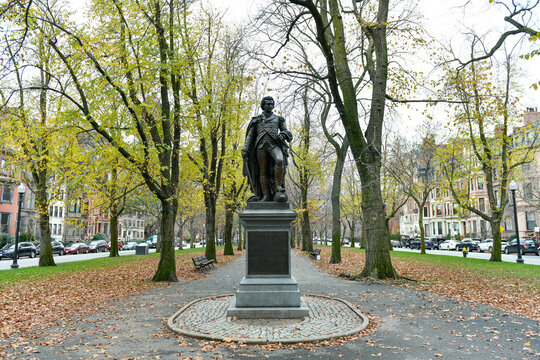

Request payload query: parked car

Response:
[0,242,37,259]
[107,241,123,250]
[456,238,480,251]
[409,238,433,250]
[88,240,108,253]
[439,240,458,250]
[477,238,508,253]
[391,239,400,248]
[146,235,158,249]
[123,241,138,250]
[401,238,414,248]
[36,240,65,256]
[504,239,539,255]
[64,243,90,254]
[431,238,446,250]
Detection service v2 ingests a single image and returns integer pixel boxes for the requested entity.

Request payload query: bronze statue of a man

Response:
[242,96,292,202]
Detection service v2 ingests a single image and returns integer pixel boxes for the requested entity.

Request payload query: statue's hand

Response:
[278,133,287,142]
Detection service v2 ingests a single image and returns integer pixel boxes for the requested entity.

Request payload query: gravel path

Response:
[2,251,539,359]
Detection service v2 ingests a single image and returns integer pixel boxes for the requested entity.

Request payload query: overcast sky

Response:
[73,0,539,138]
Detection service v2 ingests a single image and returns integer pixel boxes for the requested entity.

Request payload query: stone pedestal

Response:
[227,202,309,319]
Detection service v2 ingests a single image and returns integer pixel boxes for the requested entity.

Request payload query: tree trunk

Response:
[223,203,234,255]
[177,220,183,250]
[189,218,195,248]
[490,219,503,261]
[419,211,426,255]
[330,151,345,263]
[237,221,243,251]
[357,161,397,279]
[350,219,356,248]
[301,222,307,251]
[109,205,120,257]
[302,206,313,252]
[353,0,396,279]
[37,181,55,267]
[204,194,217,261]
[152,199,177,282]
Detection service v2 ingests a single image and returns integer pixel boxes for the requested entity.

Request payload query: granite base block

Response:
[226,298,309,319]
[234,276,302,307]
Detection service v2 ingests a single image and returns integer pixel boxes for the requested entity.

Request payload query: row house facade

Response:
[1,148,152,244]
[400,109,540,241]
[399,180,491,240]
[0,151,23,237]
[503,108,539,241]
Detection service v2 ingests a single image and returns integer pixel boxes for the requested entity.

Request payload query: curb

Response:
[167,293,369,344]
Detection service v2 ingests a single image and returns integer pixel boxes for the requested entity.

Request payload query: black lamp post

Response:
[11,183,26,269]
[509,180,524,264]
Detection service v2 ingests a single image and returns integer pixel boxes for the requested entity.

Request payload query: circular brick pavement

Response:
[167,294,369,344]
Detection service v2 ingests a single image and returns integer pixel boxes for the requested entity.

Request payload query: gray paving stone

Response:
[168,294,368,343]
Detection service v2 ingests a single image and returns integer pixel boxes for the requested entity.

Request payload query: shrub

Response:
[0,233,14,248]
[93,233,107,240]
[19,232,35,243]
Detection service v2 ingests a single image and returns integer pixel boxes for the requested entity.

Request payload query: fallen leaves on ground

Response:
[307,248,540,322]
[0,251,242,340]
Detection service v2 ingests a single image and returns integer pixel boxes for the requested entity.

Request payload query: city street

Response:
[0,249,155,270]
[2,243,538,270]
[393,246,540,265]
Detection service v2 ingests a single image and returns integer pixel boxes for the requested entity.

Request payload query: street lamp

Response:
[11,183,26,269]
[508,180,524,264]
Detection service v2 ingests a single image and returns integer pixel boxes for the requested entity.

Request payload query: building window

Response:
[58,224,62,235]
[436,204,442,216]
[54,206,58,217]
[477,177,484,190]
[506,218,513,231]
[479,198,485,212]
[438,222,443,235]
[1,186,13,203]
[526,212,537,230]
[0,213,10,233]
[524,183,533,200]
[53,224,57,235]
[423,207,428,217]
[59,207,63,217]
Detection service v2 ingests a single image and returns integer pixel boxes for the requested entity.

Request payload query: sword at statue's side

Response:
[243,155,256,190]
[266,131,300,159]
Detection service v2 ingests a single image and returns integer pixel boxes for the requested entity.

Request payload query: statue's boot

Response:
[260,176,270,201]
[275,166,285,192]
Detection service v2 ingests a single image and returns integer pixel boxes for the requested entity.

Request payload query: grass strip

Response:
[0,247,208,287]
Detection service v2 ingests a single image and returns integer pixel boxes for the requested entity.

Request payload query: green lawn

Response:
[0,247,205,287]
[343,247,540,280]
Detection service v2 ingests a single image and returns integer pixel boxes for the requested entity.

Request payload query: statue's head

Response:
[260,96,275,110]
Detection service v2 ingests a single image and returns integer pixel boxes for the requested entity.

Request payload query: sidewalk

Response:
[2,251,539,359]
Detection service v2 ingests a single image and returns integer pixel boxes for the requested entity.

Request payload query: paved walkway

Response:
[2,252,539,359]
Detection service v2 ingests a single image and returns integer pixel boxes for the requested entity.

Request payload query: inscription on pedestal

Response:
[248,231,288,276]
